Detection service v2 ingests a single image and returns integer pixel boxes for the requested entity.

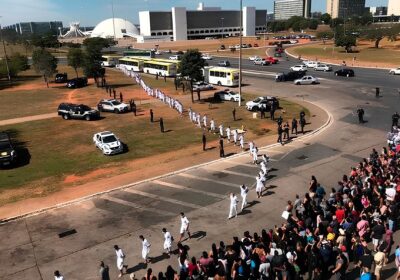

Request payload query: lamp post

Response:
[111,0,116,40]
[238,0,242,107]
[0,16,11,82]
[221,17,224,39]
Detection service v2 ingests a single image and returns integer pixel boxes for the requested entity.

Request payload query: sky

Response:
[0,0,389,27]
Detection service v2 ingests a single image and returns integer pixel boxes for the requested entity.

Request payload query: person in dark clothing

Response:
[232,108,236,121]
[150,109,154,123]
[277,116,283,127]
[357,107,365,123]
[119,92,123,102]
[392,112,399,128]
[291,118,298,135]
[283,122,290,140]
[219,136,225,157]
[260,107,265,119]
[277,125,283,145]
[159,117,164,133]
[202,132,207,151]
[300,111,305,122]
[131,103,137,116]
[197,89,201,101]
[99,261,110,280]
[300,118,306,134]
[270,104,275,120]
[113,89,116,100]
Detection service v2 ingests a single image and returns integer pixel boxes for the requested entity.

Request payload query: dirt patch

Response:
[63,167,119,184]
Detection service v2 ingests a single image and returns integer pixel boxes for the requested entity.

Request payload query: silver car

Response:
[314,64,332,72]
[294,76,319,85]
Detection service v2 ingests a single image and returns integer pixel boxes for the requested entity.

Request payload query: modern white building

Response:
[274,0,311,20]
[139,3,267,41]
[91,18,139,39]
[388,0,400,16]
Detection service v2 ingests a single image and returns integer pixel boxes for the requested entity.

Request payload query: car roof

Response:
[98,131,114,136]
[101,99,118,102]
[0,132,10,141]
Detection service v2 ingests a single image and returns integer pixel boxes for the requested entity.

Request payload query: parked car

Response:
[57,103,100,121]
[303,61,320,68]
[176,51,184,55]
[217,60,231,67]
[201,54,213,60]
[214,90,241,102]
[334,68,355,77]
[249,56,261,61]
[193,81,214,91]
[274,53,282,57]
[294,75,320,85]
[314,64,332,72]
[264,56,279,64]
[389,67,400,75]
[97,99,129,113]
[254,43,259,47]
[67,77,88,88]
[0,132,17,167]
[247,44,252,48]
[55,73,68,83]
[254,58,270,66]
[246,96,279,111]
[290,65,308,72]
[169,55,182,60]
[220,45,226,50]
[93,131,124,155]
[275,71,306,82]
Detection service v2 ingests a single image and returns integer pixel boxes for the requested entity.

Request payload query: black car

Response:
[0,132,17,167]
[58,103,100,120]
[67,77,88,88]
[217,60,231,67]
[220,45,226,50]
[275,71,306,82]
[176,51,184,55]
[55,73,68,83]
[335,69,355,77]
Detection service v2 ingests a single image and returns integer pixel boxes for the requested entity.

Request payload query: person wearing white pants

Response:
[240,185,249,211]
[140,235,151,264]
[228,193,239,219]
[162,228,173,255]
[256,175,264,198]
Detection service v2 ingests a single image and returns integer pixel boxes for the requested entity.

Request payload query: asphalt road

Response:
[3,55,400,280]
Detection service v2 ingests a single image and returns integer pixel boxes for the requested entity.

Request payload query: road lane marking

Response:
[153,180,225,199]
[179,173,239,188]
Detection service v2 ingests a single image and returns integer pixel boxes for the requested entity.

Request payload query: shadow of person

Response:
[191,231,207,240]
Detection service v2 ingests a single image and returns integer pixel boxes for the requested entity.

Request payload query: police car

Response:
[93,131,124,155]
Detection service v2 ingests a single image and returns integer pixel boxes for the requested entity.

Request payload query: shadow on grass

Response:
[0,75,42,90]
[1,129,31,168]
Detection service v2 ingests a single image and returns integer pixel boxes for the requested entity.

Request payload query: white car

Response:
[214,90,240,102]
[314,64,332,71]
[294,75,320,85]
[93,131,124,155]
[97,99,129,113]
[249,56,261,61]
[193,81,214,91]
[201,54,213,60]
[290,65,308,72]
[389,67,400,75]
[303,61,320,68]
[246,96,279,111]
[254,58,270,66]
[169,55,181,60]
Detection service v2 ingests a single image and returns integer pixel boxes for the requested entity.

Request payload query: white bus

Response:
[143,60,178,77]
[203,67,239,87]
[101,55,123,67]
[118,57,145,72]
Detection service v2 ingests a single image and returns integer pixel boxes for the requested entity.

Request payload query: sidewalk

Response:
[0,99,328,221]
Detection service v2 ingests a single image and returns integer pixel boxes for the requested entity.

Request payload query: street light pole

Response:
[111,0,116,40]
[0,17,11,82]
[238,0,242,107]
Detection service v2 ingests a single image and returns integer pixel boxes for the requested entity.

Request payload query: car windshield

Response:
[0,139,12,150]
[111,101,121,106]
[102,135,117,143]
[80,105,92,111]
[253,98,262,103]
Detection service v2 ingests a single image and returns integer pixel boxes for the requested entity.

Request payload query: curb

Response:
[0,100,333,225]
[285,46,392,70]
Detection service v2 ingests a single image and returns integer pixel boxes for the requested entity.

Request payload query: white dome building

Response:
[91,18,139,39]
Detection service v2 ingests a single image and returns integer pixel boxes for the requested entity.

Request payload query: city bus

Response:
[117,57,145,72]
[143,60,177,77]
[123,49,155,58]
[101,55,123,67]
[203,66,239,87]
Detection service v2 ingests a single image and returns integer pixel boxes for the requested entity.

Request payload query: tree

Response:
[335,34,356,52]
[82,37,114,79]
[67,48,84,78]
[362,26,399,48]
[308,19,319,30]
[9,53,29,72]
[32,49,57,87]
[330,18,344,28]
[178,49,205,82]
[320,13,332,25]
[31,31,59,49]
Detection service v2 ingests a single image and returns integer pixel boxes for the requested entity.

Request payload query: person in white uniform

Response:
[197,114,201,127]
[140,235,151,264]
[249,141,254,155]
[203,115,207,128]
[228,193,239,219]
[256,175,264,198]
[219,124,224,137]
[233,129,238,145]
[252,146,258,164]
[162,228,173,255]
[262,154,270,163]
[188,108,192,122]
[114,245,127,278]
[210,118,216,132]
[192,112,197,123]
[226,126,231,142]
[179,212,191,242]
[240,185,249,211]
[239,134,245,150]
[54,270,64,280]
[260,161,268,175]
